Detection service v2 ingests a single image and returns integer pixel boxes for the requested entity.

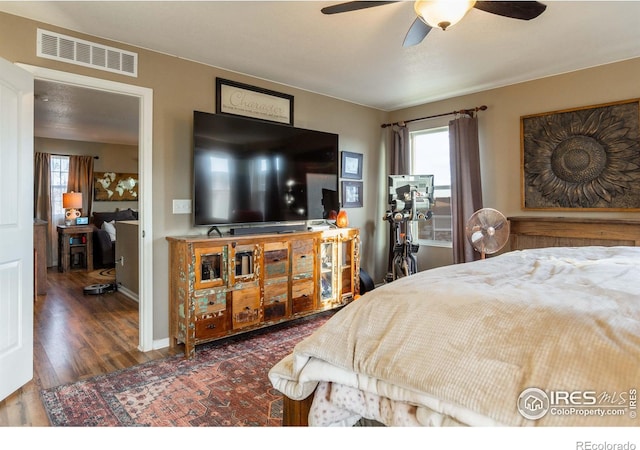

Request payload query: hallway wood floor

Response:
[0,268,179,426]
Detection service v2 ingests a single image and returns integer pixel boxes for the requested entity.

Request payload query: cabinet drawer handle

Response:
[206,324,216,329]
[208,301,215,305]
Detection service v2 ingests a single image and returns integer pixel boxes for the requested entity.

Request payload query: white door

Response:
[0,58,34,401]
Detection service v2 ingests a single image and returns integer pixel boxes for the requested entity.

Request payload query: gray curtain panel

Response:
[449,115,483,264]
[391,125,409,176]
[387,125,411,276]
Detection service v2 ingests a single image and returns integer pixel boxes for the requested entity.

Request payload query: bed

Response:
[268,217,640,426]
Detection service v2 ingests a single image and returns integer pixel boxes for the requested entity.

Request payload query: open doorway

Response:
[35,80,139,285]
[22,64,154,351]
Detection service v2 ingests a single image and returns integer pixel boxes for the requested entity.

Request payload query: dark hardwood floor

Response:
[0,267,179,426]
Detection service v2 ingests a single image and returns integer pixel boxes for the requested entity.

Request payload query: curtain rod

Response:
[48,153,99,159]
[381,105,487,128]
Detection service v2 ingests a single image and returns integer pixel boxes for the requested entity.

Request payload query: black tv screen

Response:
[193,111,339,227]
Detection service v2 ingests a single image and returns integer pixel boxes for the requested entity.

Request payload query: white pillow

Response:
[101,220,116,242]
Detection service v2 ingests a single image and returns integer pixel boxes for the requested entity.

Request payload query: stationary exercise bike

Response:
[383,175,434,283]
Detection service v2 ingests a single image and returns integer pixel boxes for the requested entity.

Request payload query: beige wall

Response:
[3,11,640,344]
[0,12,387,342]
[388,57,640,270]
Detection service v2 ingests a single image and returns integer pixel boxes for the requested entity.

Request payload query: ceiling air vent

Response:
[37,29,138,77]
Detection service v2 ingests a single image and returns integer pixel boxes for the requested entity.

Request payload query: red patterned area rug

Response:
[40,311,334,427]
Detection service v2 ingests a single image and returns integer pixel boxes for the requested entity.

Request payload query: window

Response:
[51,155,70,223]
[410,127,452,247]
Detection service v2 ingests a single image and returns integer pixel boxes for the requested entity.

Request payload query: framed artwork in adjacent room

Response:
[341,151,363,179]
[216,77,294,125]
[94,172,139,201]
[342,180,363,208]
[521,98,640,210]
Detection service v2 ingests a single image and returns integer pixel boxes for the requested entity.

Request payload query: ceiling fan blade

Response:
[403,17,432,47]
[321,1,398,15]
[473,1,547,20]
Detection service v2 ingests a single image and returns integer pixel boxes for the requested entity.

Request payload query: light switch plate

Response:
[172,199,192,214]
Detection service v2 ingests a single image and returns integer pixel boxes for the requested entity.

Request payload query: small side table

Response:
[57,225,94,273]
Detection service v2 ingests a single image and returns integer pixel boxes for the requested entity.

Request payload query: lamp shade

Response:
[414,0,476,30]
[63,191,83,209]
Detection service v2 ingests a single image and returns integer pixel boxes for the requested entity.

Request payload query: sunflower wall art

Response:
[521,99,640,210]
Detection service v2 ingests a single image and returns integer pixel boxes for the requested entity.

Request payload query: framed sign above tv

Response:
[215,77,294,125]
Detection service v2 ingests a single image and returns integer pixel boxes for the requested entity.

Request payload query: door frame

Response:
[19,64,154,351]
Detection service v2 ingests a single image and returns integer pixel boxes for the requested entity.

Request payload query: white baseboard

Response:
[153,337,171,350]
[117,285,138,302]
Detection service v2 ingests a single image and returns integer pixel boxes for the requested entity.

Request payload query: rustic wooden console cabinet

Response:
[167,228,360,358]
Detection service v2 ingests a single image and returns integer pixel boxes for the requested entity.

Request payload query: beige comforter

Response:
[269,246,640,426]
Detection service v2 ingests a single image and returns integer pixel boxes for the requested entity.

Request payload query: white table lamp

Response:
[63,191,83,225]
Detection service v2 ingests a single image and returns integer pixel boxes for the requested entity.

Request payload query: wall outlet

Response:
[172,199,192,214]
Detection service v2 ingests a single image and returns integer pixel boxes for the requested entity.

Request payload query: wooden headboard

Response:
[508,216,640,251]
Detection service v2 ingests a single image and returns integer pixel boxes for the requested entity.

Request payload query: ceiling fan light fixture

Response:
[414,0,477,30]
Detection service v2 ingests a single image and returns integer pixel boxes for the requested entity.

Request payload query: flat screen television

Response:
[193,111,339,228]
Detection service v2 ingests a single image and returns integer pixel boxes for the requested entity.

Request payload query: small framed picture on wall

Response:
[342,181,363,208]
[341,151,363,180]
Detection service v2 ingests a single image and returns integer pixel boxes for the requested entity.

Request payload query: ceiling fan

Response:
[321,1,547,47]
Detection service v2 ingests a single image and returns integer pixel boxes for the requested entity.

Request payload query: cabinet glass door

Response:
[231,243,260,287]
[340,238,353,302]
[319,240,335,306]
[194,245,227,290]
